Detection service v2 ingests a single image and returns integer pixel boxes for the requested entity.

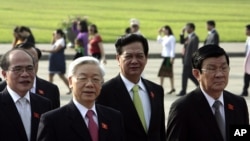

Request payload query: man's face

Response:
[130,24,139,33]
[2,50,35,96]
[194,56,229,95]
[246,28,250,36]
[116,42,147,83]
[207,24,213,31]
[68,63,103,107]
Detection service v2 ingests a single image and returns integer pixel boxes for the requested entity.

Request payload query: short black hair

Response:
[207,20,216,27]
[192,44,229,72]
[115,34,149,56]
[15,42,42,60]
[246,24,250,30]
[186,23,195,30]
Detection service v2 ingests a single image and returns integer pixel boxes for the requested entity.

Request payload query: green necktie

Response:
[132,85,147,131]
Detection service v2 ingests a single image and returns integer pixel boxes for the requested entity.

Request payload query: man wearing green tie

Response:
[97,34,166,141]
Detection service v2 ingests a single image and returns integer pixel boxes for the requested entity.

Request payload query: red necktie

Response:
[86,110,98,141]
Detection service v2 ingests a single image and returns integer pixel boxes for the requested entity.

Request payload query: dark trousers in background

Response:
[242,73,250,96]
[180,65,199,95]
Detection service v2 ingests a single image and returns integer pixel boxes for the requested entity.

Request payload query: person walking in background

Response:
[130,18,141,34]
[204,20,220,45]
[88,24,107,64]
[72,20,89,56]
[241,24,250,97]
[0,48,52,141]
[0,42,60,109]
[37,56,125,141]
[97,34,166,141]
[12,26,36,48]
[157,25,176,94]
[177,23,199,96]
[73,38,84,60]
[166,45,249,141]
[41,29,71,95]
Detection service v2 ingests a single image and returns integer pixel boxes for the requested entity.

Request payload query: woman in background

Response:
[157,25,176,94]
[88,24,107,64]
[42,29,71,94]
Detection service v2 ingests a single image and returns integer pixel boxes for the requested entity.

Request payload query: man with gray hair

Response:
[37,56,125,141]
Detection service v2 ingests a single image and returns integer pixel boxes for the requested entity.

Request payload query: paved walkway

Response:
[0,41,249,122]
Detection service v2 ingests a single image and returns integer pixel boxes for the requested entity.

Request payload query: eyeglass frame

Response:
[7,65,35,75]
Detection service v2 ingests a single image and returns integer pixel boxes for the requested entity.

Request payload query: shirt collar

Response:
[7,85,30,103]
[188,32,194,39]
[120,73,146,92]
[200,86,224,108]
[73,98,97,117]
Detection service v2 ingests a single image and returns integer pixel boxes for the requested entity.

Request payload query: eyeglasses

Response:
[201,66,230,74]
[8,66,34,75]
[75,76,102,84]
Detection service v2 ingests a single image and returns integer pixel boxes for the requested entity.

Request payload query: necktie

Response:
[17,98,31,141]
[213,100,226,141]
[132,85,147,131]
[86,110,98,141]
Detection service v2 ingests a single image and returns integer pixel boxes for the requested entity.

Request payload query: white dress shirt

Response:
[73,98,98,127]
[157,35,176,58]
[200,86,225,122]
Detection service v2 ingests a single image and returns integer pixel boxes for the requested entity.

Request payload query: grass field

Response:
[0,0,249,43]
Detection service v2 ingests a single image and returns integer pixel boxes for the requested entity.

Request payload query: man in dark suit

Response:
[0,42,60,109]
[37,56,125,141]
[177,23,199,96]
[166,45,249,141]
[204,20,220,45]
[0,48,52,141]
[97,34,166,141]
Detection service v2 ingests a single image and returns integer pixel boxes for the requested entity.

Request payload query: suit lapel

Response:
[96,105,109,141]
[193,88,223,140]
[67,101,92,141]
[141,78,155,131]
[115,75,147,133]
[1,90,28,141]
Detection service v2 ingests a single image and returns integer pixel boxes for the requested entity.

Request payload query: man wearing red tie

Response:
[241,24,250,97]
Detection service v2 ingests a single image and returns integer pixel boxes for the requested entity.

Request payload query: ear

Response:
[116,54,120,66]
[192,69,200,81]
[1,70,7,80]
[68,76,73,89]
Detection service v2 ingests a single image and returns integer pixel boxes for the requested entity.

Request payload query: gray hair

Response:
[68,56,105,78]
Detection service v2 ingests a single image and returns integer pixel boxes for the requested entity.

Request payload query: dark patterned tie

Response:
[86,110,98,141]
[213,100,226,141]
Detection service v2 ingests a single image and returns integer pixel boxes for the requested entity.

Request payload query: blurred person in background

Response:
[204,20,219,45]
[130,18,141,35]
[72,20,89,56]
[241,24,250,97]
[88,24,107,64]
[177,23,199,96]
[41,29,71,95]
[157,25,176,94]
[12,26,36,48]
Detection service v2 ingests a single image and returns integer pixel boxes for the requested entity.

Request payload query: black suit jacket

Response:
[0,76,60,109]
[97,74,166,141]
[166,87,249,141]
[37,101,125,141]
[204,30,219,45]
[0,89,52,141]
[180,33,199,66]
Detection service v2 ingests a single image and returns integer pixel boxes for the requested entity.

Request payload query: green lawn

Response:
[0,0,249,43]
